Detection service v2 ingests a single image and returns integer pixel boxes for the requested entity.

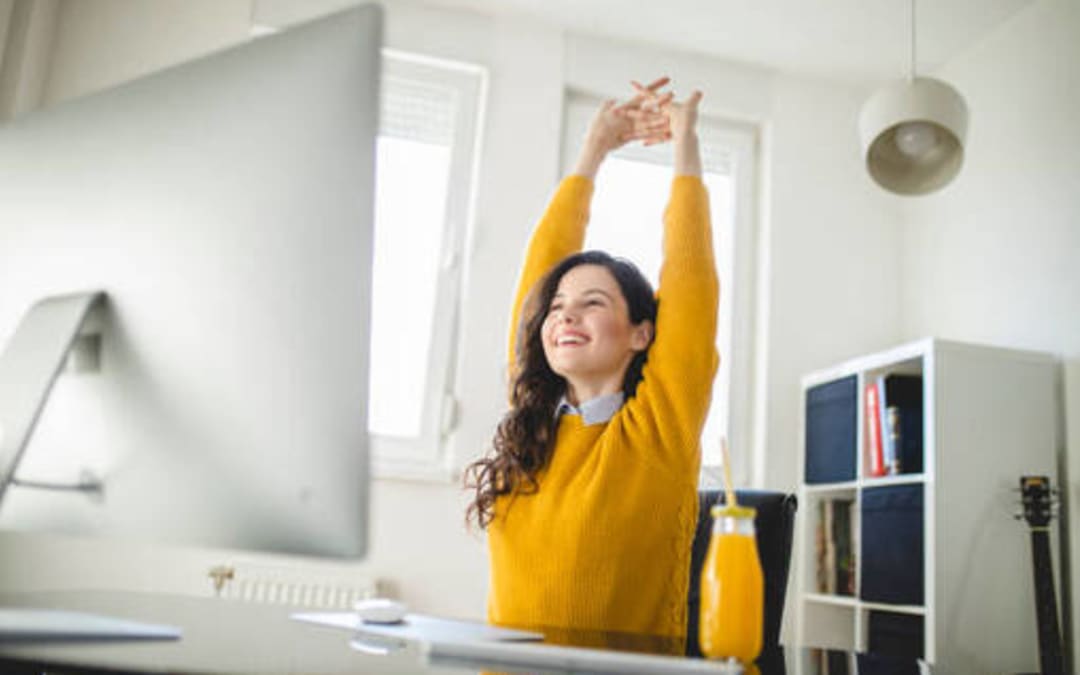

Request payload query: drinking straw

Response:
[721,436,737,508]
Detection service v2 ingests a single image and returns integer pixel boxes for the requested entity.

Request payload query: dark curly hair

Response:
[464,251,657,528]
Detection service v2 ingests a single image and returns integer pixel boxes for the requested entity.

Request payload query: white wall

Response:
[41,0,251,105]
[0,0,901,624]
[762,74,904,491]
[898,0,1080,654]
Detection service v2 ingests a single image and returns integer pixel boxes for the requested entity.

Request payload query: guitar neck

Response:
[1029,529,1065,675]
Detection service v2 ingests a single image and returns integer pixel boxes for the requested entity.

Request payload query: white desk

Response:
[0,590,931,674]
[0,590,461,674]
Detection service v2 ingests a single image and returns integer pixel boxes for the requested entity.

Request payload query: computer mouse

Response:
[354,598,408,624]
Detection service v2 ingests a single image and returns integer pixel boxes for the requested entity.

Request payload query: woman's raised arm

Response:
[621,90,719,471]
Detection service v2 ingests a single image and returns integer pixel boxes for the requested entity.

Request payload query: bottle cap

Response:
[711,504,757,519]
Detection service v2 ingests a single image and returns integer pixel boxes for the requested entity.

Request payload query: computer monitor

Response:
[0,6,380,560]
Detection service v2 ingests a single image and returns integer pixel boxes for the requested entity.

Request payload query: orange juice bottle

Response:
[699,504,763,664]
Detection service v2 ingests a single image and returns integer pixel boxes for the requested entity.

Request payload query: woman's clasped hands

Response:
[575,76,703,178]
[588,77,704,150]
[583,76,670,154]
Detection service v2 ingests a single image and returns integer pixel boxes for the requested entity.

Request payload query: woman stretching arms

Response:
[466,78,718,644]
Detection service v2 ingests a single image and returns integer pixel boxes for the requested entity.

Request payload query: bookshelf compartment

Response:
[861,363,925,480]
[811,494,858,598]
[805,375,857,484]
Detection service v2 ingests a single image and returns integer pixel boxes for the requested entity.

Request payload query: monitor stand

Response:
[0,291,106,502]
[0,293,178,641]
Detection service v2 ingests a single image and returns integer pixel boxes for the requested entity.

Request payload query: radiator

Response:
[208,563,382,609]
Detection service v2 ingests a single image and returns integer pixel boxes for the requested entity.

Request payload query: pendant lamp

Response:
[859,0,968,195]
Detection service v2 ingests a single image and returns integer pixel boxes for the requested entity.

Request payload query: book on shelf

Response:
[875,376,897,474]
[885,405,901,475]
[865,382,886,477]
[879,374,924,475]
[816,500,832,593]
[815,498,856,596]
[834,499,855,595]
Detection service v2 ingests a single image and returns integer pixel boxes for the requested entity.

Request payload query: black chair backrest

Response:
[686,489,797,657]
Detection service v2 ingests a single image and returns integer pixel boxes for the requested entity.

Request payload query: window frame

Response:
[369,50,486,480]
[560,91,762,485]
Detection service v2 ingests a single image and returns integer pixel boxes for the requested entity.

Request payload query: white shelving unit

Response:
[793,338,1062,673]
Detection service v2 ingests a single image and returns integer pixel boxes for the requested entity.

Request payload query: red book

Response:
[865,382,886,477]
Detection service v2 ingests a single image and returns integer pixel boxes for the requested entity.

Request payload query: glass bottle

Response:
[699,504,764,664]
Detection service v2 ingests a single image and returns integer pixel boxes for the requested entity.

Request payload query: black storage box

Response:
[867,610,924,661]
[860,484,924,605]
[805,375,857,484]
[856,650,922,675]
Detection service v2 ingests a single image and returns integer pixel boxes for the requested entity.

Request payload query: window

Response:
[562,93,759,482]
[369,52,485,478]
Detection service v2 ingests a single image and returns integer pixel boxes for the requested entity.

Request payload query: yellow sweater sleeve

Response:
[506,176,593,372]
[621,175,719,475]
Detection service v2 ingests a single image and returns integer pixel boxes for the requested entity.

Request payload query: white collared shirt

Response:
[554,391,625,426]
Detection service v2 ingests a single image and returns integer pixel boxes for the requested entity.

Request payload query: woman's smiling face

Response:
[541,264,652,399]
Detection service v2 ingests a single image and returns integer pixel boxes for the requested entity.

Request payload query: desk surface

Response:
[0,591,929,674]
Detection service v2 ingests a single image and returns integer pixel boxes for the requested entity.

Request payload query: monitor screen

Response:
[0,6,380,559]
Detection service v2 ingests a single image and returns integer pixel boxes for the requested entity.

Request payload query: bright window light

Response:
[365,54,483,474]
[368,137,451,437]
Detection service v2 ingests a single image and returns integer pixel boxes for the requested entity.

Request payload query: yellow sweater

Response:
[487,175,719,641]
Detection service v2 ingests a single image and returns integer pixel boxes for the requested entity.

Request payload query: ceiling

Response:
[409,0,1036,84]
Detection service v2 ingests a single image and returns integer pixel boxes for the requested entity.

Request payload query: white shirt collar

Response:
[554,391,625,426]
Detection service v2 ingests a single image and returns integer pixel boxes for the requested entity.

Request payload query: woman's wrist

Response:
[572,141,608,179]
[673,131,698,150]
[673,132,702,177]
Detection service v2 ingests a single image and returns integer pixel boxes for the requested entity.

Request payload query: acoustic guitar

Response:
[1019,476,1065,675]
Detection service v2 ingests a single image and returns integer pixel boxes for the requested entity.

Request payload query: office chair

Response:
[686,489,797,657]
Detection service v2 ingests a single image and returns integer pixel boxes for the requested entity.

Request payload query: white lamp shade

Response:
[859,77,968,195]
